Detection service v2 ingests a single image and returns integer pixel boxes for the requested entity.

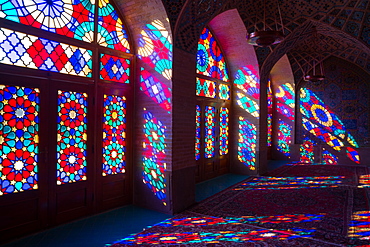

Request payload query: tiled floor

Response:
[1,161,287,247]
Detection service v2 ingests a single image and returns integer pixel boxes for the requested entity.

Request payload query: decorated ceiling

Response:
[160,0,370,82]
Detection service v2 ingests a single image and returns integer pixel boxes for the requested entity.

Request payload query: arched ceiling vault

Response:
[165,0,370,81]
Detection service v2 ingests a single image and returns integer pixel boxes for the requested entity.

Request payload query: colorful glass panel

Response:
[0,28,93,77]
[0,85,39,195]
[142,111,166,205]
[277,120,291,157]
[299,138,314,163]
[102,95,126,176]
[57,90,87,185]
[97,0,130,52]
[276,83,294,120]
[204,106,215,158]
[195,105,201,160]
[100,54,130,83]
[234,66,260,99]
[218,83,230,100]
[0,0,95,41]
[219,107,229,156]
[238,117,256,170]
[138,20,172,80]
[236,92,259,118]
[322,149,338,165]
[196,78,216,98]
[196,27,229,81]
[140,68,172,113]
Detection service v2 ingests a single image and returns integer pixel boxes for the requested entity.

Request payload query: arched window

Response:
[195,27,230,181]
[0,0,133,240]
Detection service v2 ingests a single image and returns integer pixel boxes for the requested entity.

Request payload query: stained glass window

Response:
[346,147,360,164]
[196,78,216,98]
[138,20,172,80]
[218,84,230,100]
[57,90,88,185]
[238,117,256,170]
[195,105,201,160]
[100,54,130,83]
[277,120,291,157]
[205,106,216,158]
[142,111,167,205]
[0,0,95,40]
[140,68,172,113]
[219,107,229,155]
[97,0,130,52]
[197,27,229,81]
[0,85,39,195]
[0,28,93,77]
[102,95,126,176]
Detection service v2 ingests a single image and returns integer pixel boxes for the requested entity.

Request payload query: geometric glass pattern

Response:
[236,92,259,118]
[100,54,130,83]
[267,80,273,146]
[299,138,314,163]
[196,78,216,98]
[196,27,229,82]
[138,20,172,80]
[0,85,39,195]
[276,83,294,120]
[0,0,95,41]
[346,147,360,164]
[238,117,256,170]
[322,149,338,165]
[277,120,291,157]
[219,107,229,156]
[57,90,88,185]
[234,66,260,99]
[102,95,126,176]
[218,83,230,100]
[142,110,166,205]
[195,105,201,160]
[204,106,215,159]
[97,0,131,52]
[140,68,172,113]
[348,211,370,240]
[0,28,93,77]
[300,88,359,150]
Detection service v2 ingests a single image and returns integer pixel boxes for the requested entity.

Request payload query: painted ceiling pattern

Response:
[168,0,370,81]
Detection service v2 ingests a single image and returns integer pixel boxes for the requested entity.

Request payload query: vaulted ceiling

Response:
[160,0,370,82]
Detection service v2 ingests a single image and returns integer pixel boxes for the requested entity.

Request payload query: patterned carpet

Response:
[108,164,370,246]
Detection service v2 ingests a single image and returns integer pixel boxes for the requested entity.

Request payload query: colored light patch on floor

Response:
[358,175,370,188]
[348,211,370,240]
[112,228,316,245]
[234,176,344,190]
